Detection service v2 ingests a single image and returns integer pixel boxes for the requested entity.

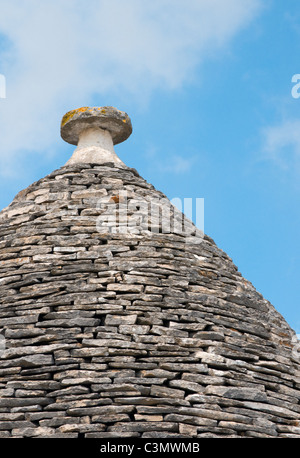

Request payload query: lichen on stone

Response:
[61,107,90,127]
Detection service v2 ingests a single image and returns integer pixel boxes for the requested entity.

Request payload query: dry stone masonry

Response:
[0,107,299,438]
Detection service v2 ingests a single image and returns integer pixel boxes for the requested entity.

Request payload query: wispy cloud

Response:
[144,144,197,174]
[0,0,262,174]
[261,118,300,172]
[157,154,197,174]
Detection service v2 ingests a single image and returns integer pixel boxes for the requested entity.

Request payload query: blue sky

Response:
[0,0,299,333]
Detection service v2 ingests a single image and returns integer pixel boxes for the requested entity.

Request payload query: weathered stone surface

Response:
[104,314,137,326]
[1,344,72,359]
[159,363,208,374]
[11,426,55,437]
[179,423,198,436]
[168,379,205,393]
[141,369,178,379]
[0,421,35,430]
[204,386,268,402]
[67,405,134,417]
[3,355,54,368]
[150,385,185,399]
[107,421,178,433]
[165,414,217,427]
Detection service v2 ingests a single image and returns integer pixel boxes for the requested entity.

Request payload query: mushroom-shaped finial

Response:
[60,106,132,166]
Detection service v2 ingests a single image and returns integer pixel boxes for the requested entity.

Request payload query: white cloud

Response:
[157,154,196,174]
[144,144,198,174]
[0,0,262,173]
[261,119,300,171]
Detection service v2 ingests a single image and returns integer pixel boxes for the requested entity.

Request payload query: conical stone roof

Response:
[0,107,299,438]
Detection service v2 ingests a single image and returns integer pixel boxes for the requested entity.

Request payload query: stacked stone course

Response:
[0,162,299,438]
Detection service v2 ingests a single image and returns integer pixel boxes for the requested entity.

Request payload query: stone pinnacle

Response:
[60,106,132,166]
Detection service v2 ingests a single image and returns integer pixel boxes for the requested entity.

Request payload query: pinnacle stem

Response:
[65,127,125,166]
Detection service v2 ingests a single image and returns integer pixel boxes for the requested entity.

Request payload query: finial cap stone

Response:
[61,106,132,146]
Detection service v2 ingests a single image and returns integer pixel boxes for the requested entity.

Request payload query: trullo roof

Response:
[0,107,299,438]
